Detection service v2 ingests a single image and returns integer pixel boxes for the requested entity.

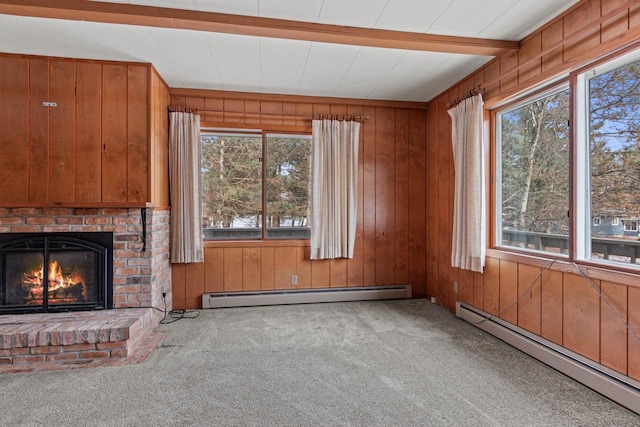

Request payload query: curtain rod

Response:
[168,105,196,113]
[168,106,369,122]
[315,113,369,122]
[447,85,484,109]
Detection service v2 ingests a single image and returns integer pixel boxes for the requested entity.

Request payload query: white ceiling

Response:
[0,0,580,102]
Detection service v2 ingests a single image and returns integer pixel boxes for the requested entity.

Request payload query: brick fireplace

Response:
[0,207,171,373]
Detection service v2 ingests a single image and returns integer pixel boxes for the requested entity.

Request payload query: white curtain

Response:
[448,94,485,272]
[310,119,361,260]
[169,111,203,263]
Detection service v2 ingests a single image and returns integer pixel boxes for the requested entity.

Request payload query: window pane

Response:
[498,88,570,254]
[265,134,311,239]
[201,134,262,240]
[589,58,640,265]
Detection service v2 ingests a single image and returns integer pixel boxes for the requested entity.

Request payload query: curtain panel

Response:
[448,94,485,272]
[169,112,204,263]
[310,119,361,260]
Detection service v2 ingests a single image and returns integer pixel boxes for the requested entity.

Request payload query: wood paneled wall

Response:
[426,0,640,381]
[0,53,169,207]
[170,91,428,309]
[149,69,170,207]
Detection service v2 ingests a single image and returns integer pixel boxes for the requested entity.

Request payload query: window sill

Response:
[203,239,310,248]
[486,248,640,289]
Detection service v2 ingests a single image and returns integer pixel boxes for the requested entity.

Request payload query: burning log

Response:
[50,281,84,299]
[16,259,87,304]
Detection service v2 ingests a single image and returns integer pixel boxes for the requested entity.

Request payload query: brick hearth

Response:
[0,309,165,373]
[0,208,172,372]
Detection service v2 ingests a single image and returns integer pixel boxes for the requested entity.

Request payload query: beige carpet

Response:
[1,299,638,426]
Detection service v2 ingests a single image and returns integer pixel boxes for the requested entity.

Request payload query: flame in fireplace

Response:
[22,261,86,304]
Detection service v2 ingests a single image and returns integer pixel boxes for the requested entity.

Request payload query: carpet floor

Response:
[1,299,638,426]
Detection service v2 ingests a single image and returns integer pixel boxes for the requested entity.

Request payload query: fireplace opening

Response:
[0,233,113,314]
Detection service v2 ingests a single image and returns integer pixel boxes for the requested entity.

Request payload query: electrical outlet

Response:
[453,281,459,293]
[291,275,298,286]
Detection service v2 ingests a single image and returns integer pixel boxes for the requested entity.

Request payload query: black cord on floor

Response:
[160,309,200,324]
[158,292,199,324]
[111,293,200,325]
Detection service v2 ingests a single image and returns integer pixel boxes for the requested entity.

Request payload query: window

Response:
[201,133,262,239]
[577,49,640,266]
[494,48,640,268]
[496,86,570,255]
[624,221,638,232]
[265,134,311,238]
[201,131,311,240]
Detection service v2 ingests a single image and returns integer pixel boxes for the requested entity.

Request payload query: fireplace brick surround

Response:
[0,207,172,373]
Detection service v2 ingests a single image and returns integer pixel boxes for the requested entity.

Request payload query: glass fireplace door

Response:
[0,235,110,314]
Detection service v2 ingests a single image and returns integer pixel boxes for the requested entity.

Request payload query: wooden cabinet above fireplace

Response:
[0,53,169,208]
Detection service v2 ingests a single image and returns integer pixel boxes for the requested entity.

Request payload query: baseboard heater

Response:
[202,285,412,309]
[456,301,640,415]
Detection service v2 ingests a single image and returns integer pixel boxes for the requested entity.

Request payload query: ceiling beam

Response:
[0,0,519,56]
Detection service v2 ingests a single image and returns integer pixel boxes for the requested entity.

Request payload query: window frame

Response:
[493,82,571,258]
[200,127,312,242]
[201,130,263,240]
[263,132,312,239]
[490,47,640,272]
[574,47,640,268]
[624,221,638,232]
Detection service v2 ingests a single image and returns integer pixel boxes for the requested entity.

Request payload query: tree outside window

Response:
[495,49,640,267]
[497,87,570,254]
[201,132,310,240]
[265,135,311,238]
[587,55,640,264]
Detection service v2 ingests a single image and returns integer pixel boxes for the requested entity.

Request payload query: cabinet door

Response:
[49,60,76,203]
[150,70,170,207]
[29,58,49,202]
[102,64,128,203]
[0,55,152,207]
[76,62,103,204]
[127,65,149,203]
[0,56,29,203]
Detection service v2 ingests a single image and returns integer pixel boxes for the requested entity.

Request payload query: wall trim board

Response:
[0,201,156,209]
[0,51,152,69]
[485,250,640,289]
[170,88,429,110]
[200,122,311,133]
[203,239,310,248]
[150,64,170,90]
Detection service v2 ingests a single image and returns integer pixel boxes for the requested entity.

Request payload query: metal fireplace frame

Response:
[0,232,113,314]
